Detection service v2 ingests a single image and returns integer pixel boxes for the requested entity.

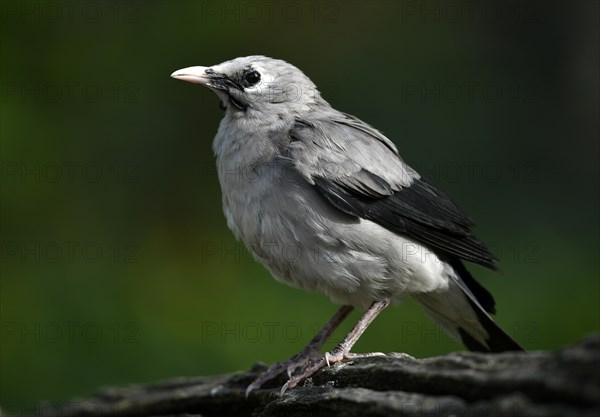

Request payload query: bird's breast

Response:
[217,156,305,247]
[212,126,447,308]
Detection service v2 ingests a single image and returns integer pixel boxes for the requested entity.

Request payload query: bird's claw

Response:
[280,357,326,395]
[245,348,322,397]
[278,350,388,395]
[279,348,350,395]
[286,349,321,377]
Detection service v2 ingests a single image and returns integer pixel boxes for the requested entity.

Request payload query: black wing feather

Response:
[313,174,498,270]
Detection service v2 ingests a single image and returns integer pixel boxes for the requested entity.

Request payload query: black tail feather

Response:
[415,260,525,353]
[460,295,524,352]
[448,258,497,314]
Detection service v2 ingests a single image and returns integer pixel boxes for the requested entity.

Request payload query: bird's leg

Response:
[280,299,390,395]
[245,305,353,396]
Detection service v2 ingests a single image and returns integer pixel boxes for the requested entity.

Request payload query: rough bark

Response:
[38,334,599,417]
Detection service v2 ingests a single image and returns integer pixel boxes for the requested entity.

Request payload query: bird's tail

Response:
[413,270,524,352]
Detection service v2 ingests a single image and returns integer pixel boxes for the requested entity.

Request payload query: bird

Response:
[170,55,524,395]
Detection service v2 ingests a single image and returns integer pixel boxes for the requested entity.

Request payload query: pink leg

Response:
[246,305,353,396]
[281,299,390,395]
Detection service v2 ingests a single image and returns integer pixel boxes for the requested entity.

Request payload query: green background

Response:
[1,0,598,411]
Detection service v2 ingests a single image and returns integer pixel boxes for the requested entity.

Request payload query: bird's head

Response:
[171,56,323,122]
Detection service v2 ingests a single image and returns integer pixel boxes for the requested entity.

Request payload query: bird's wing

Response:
[285,111,498,270]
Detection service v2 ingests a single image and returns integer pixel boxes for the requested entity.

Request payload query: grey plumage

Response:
[171,55,522,370]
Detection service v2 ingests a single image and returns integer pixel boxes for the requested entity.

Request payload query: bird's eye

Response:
[244,70,261,86]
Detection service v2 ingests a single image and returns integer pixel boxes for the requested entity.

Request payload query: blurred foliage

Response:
[0,0,598,408]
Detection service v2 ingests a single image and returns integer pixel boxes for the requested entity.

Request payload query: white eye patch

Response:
[245,64,275,92]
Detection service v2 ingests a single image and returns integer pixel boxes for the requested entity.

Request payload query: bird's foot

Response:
[245,348,322,397]
[280,349,385,395]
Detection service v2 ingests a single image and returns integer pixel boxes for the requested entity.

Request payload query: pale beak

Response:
[170,66,212,85]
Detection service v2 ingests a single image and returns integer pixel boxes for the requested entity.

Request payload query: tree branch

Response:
[38,335,599,417]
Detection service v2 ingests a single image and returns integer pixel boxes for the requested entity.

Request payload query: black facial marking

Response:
[204,68,244,91]
[231,66,261,89]
[204,65,262,111]
[205,66,262,93]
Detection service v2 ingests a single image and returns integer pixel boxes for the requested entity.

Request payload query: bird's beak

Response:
[170,66,212,85]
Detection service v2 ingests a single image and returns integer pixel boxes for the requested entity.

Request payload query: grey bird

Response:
[171,55,524,395]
